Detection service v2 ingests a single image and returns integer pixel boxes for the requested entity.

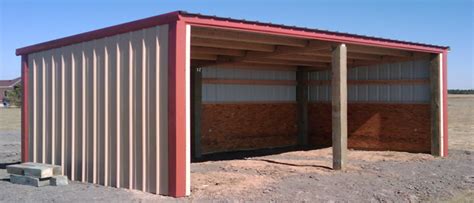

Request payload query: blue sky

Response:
[0,0,472,88]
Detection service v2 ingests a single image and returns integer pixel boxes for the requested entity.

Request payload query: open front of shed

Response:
[16,11,449,197]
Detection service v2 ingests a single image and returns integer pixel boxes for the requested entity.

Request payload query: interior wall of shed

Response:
[191,58,432,155]
[196,67,299,154]
[189,26,433,155]
[308,59,432,153]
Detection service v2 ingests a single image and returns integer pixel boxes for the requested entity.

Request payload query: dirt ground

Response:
[0,95,473,202]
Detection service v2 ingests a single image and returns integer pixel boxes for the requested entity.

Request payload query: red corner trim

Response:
[168,20,187,197]
[21,55,29,162]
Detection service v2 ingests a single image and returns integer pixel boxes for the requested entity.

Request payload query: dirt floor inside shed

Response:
[0,95,473,202]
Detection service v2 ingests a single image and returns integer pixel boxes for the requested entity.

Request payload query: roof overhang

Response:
[16,10,449,56]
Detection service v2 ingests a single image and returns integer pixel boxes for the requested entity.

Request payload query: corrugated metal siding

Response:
[309,60,430,103]
[202,67,296,102]
[27,25,169,194]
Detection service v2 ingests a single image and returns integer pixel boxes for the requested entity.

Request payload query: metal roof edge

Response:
[179,11,449,51]
[16,11,181,56]
[16,10,450,56]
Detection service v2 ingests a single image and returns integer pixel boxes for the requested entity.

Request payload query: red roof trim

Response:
[16,10,449,56]
[180,11,449,51]
[15,11,180,55]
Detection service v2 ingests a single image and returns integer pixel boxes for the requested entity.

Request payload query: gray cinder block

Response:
[6,164,30,175]
[25,162,62,176]
[10,174,50,187]
[50,175,68,186]
[8,162,62,178]
[24,165,54,178]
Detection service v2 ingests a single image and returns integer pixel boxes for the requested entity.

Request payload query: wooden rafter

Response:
[267,54,332,63]
[209,41,332,67]
[191,37,275,52]
[307,79,430,85]
[347,44,413,57]
[237,57,330,67]
[192,27,308,47]
[203,78,297,86]
[191,53,217,61]
[242,40,331,59]
[203,61,298,71]
[191,46,246,56]
[190,27,428,71]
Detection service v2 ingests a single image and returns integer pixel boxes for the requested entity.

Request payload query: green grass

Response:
[0,108,21,131]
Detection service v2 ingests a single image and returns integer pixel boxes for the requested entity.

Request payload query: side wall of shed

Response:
[26,25,170,194]
[308,60,432,152]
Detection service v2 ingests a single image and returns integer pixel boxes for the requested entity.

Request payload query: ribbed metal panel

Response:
[202,67,296,80]
[309,60,430,103]
[202,67,296,102]
[27,25,169,194]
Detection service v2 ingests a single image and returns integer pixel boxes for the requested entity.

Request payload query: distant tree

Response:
[448,89,474,94]
[5,84,22,107]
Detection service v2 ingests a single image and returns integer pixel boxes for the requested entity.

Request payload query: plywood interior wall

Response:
[27,25,169,194]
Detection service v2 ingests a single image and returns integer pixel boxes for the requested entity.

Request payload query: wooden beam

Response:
[268,54,332,63]
[192,27,307,47]
[301,50,395,61]
[307,79,429,85]
[202,78,297,86]
[202,101,296,105]
[190,53,217,61]
[204,62,297,71]
[192,68,202,159]
[241,57,330,67]
[347,44,413,57]
[430,53,442,156]
[244,40,331,59]
[191,37,275,52]
[191,46,245,57]
[347,52,382,61]
[297,68,308,146]
[206,41,331,68]
[332,44,347,170]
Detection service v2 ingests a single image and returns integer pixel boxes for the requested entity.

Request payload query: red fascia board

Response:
[181,15,448,53]
[15,11,181,56]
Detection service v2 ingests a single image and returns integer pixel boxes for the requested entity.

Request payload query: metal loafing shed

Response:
[16,11,449,197]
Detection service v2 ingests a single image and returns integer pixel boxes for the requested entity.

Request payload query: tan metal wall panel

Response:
[27,25,169,194]
[27,54,35,162]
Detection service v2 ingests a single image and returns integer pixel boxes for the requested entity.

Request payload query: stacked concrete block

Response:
[6,162,68,187]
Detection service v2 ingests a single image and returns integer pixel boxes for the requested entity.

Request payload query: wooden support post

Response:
[430,53,442,156]
[331,44,347,170]
[192,67,202,159]
[296,67,308,147]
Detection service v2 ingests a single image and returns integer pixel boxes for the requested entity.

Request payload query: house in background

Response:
[0,77,21,107]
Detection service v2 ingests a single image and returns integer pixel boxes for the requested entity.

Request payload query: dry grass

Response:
[0,107,21,131]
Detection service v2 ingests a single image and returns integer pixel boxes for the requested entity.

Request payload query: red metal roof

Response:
[16,10,449,56]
